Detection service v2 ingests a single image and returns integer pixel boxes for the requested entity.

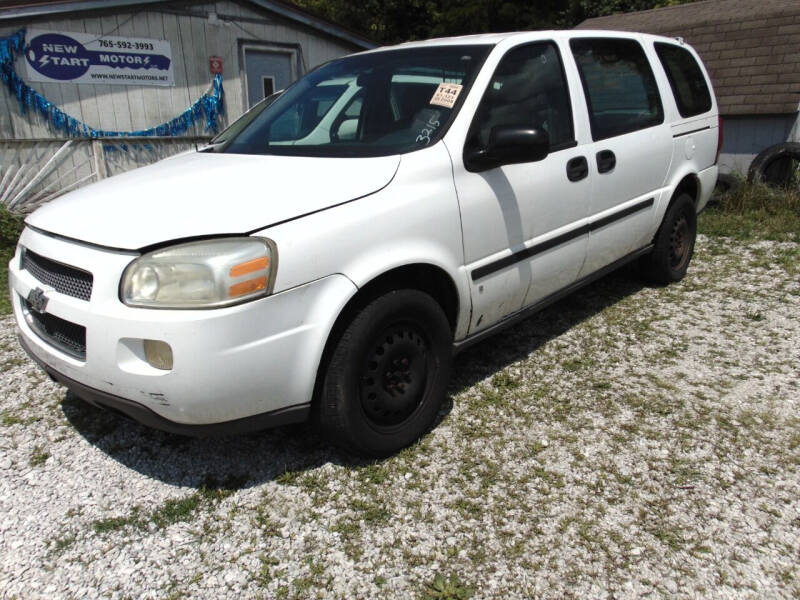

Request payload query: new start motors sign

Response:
[24,29,174,86]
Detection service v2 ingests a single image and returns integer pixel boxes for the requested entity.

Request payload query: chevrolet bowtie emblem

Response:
[27,287,49,314]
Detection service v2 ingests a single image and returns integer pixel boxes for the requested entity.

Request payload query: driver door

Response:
[452,41,592,334]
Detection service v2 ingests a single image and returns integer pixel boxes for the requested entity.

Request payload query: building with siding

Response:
[577,0,800,174]
[0,0,373,211]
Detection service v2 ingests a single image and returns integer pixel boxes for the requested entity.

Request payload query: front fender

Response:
[258,142,472,339]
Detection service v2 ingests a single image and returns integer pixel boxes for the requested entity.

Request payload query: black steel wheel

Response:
[360,323,432,429]
[669,212,691,272]
[639,192,697,285]
[318,289,452,457]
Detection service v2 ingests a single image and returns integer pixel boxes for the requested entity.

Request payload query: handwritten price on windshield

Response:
[416,114,441,145]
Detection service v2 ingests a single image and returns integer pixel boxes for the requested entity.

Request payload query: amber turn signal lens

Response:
[230,256,269,278]
[229,276,267,298]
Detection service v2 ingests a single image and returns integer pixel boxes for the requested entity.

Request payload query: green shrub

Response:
[700,178,800,241]
[0,205,24,250]
[1,206,25,315]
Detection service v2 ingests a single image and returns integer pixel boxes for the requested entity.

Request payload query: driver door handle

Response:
[566,156,588,182]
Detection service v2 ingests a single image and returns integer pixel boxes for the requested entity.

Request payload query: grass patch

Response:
[491,371,520,390]
[422,573,473,600]
[700,179,800,241]
[93,509,142,534]
[275,468,303,486]
[51,533,76,554]
[349,498,391,524]
[29,445,50,467]
[90,476,245,537]
[151,495,201,528]
[2,411,25,426]
[357,462,389,485]
[89,496,200,535]
[0,206,24,315]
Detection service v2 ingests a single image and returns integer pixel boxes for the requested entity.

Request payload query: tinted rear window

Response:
[655,42,712,118]
[570,38,664,141]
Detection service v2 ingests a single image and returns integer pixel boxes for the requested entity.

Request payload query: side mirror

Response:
[465,126,550,172]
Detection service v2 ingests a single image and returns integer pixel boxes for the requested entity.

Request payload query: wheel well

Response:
[310,264,460,414]
[344,264,459,334]
[673,174,700,207]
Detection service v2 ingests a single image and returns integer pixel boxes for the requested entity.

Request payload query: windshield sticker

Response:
[430,83,463,109]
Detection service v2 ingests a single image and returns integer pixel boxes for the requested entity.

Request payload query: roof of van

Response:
[577,0,800,116]
[375,29,670,49]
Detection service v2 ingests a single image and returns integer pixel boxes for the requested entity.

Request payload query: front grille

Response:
[22,299,86,360]
[21,248,93,301]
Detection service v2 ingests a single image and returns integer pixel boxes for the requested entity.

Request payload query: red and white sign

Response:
[209,56,223,74]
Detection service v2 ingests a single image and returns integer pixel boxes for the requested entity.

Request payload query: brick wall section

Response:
[577,0,800,115]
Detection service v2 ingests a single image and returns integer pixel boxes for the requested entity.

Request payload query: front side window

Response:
[570,38,664,141]
[215,45,492,158]
[468,41,575,152]
[655,42,712,118]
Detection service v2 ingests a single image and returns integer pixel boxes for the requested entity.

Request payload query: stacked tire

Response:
[747,142,800,188]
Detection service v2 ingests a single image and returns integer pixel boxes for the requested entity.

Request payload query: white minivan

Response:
[9,30,720,456]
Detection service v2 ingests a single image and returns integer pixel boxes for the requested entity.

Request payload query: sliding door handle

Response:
[566,156,588,182]
[596,150,616,174]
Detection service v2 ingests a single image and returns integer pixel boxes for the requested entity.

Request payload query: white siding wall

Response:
[0,1,359,138]
[0,1,361,209]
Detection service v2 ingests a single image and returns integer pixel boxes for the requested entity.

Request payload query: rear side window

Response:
[655,42,712,118]
[570,38,663,141]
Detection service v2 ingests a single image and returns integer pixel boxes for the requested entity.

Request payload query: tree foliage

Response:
[290,0,696,45]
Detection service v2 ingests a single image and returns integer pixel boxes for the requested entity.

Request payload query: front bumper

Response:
[9,227,357,428]
[18,334,310,435]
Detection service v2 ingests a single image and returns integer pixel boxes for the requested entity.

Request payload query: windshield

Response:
[206,90,282,147]
[216,45,492,158]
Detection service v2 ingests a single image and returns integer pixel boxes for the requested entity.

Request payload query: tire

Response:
[640,193,697,285]
[747,142,800,188]
[318,289,452,457]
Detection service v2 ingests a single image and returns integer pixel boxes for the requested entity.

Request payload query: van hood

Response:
[26,151,400,250]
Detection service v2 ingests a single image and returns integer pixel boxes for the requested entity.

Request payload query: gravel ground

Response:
[1,235,799,600]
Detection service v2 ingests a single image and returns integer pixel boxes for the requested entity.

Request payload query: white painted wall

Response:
[0,1,362,208]
[0,1,360,138]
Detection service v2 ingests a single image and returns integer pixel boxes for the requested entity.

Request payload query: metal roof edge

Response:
[0,0,377,49]
[0,0,164,21]
[247,0,376,49]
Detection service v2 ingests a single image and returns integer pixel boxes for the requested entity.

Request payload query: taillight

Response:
[715,116,724,165]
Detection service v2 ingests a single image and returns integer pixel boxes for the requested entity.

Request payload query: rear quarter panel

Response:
[645,37,720,215]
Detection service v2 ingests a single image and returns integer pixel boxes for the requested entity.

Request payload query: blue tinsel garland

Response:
[0,28,225,138]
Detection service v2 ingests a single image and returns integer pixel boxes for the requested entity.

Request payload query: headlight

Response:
[121,237,277,308]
